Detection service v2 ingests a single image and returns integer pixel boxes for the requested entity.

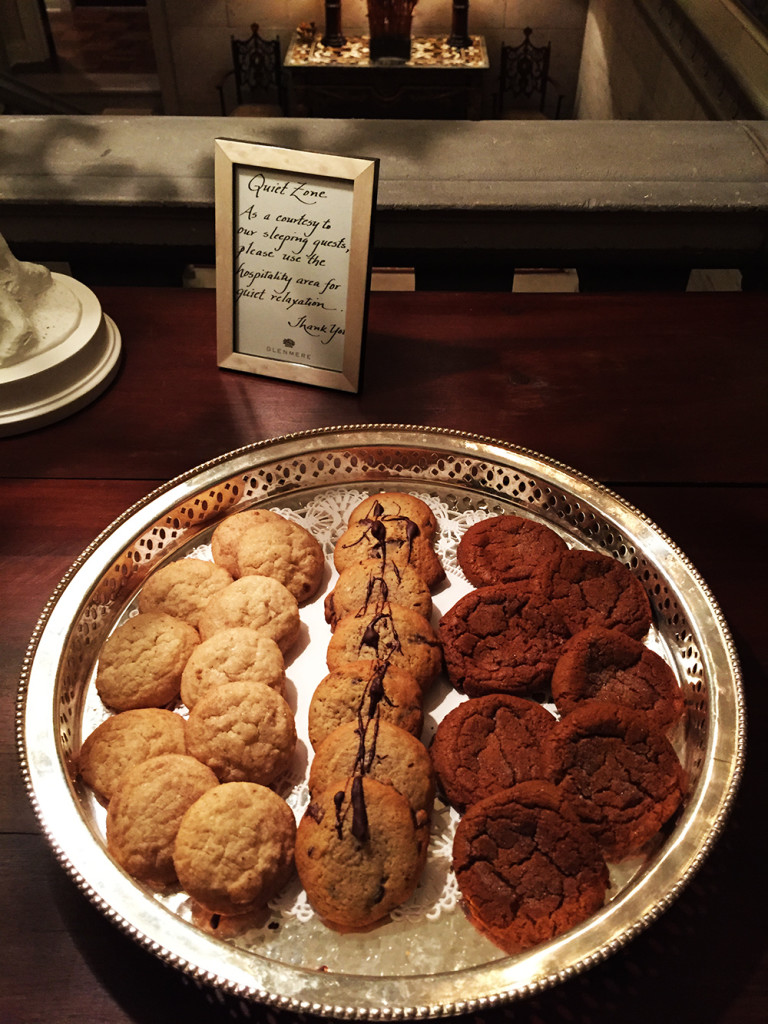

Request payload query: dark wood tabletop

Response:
[2,287,766,1024]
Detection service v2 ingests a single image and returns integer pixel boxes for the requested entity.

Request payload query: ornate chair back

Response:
[497,27,553,117]
[219,24,284,116]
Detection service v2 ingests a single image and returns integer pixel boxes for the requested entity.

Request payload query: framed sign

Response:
[214,139,378,393]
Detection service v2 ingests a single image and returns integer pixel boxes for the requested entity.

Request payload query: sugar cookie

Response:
[95,611,200,711]
[173,781,296,916]
[106,753,218,886]
[78,707,186,802]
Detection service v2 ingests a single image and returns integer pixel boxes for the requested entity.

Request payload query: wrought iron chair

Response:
[217,24,285,116]
[495,27,561,119]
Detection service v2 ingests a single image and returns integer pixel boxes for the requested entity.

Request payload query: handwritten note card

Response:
[215,140,377,392]
[235,167,352,371]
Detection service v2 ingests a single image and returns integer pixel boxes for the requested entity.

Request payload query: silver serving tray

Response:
[17,425,745,1018]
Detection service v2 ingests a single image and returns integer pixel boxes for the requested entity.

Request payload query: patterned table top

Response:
[285,33,489,69]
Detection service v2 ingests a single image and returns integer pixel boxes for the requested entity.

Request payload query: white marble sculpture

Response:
[0,233,81,368]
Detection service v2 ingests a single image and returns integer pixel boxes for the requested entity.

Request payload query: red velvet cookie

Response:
[439,584,570,697]
[457,514,567,588]
[545,700,687,860]
[551,626,685,732]
[452,780,609,955]
[539,548,653,640]
[430,694,557,812]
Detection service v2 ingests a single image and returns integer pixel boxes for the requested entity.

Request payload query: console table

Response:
[284,32,489,119]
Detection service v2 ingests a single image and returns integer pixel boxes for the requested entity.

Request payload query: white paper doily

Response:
[79,485,668,964]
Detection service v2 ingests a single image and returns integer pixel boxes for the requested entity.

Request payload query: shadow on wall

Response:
[0,113,478,286]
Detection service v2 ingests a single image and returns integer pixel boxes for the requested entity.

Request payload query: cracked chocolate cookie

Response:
[539,548,653,640]
[452,780,609,955]
[457,514,567,588]
[545,700,687,860]
[551,626,685,732]
[439,583,570,697]
[430,694,557,812]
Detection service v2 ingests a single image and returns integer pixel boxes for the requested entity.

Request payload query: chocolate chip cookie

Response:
[307,660,424,750]
[324,558,433,630]
[327,603,443,693]
[295,776,426,930]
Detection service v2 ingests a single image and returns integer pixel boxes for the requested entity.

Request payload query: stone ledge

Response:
[1,116,766,279]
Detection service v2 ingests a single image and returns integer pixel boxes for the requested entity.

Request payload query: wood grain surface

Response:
[1,288,765,1024]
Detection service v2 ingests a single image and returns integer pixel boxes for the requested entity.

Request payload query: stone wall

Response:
[575,0,766,119]
[150,0,589,116]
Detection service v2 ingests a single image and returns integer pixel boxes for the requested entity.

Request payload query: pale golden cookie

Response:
[137,557,233,628]
[333,518,444,589]
[307,660,424,750]
[348,492,438,540]
[326,604,443,692]
[210,508,284,576]
[296,776,425,930]
[309,720,435,822]
[197,575,301,653]
[106,753,218,887]
[173,782,296,917]
[236,517,325,603]
[324,558,432,630]
[78,708,187,802]
[180,627,285,709]
[185,680,297,785]
[95,612,200,711]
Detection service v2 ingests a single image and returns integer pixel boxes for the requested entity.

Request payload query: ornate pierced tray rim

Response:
[16,424,746,1019]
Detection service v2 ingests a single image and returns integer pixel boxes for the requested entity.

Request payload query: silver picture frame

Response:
[215,138,378,393]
